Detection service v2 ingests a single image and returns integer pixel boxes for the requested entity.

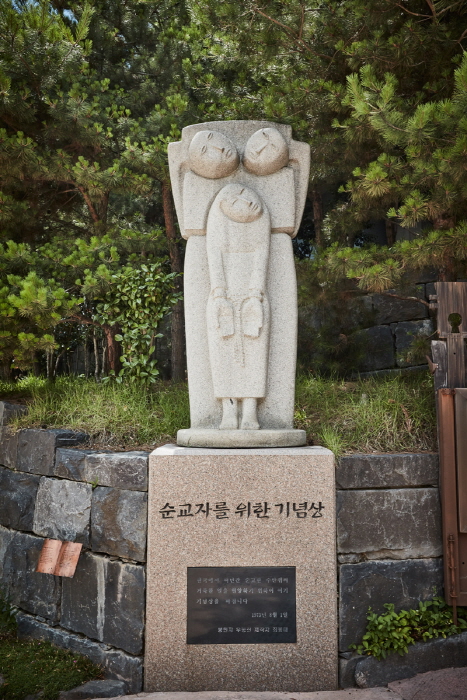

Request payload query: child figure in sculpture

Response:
[206,183,270,431]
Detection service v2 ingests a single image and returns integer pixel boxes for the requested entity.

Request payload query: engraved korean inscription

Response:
[187,566,296,644]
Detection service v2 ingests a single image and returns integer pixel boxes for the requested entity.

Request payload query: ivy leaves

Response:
[96,263,181,384]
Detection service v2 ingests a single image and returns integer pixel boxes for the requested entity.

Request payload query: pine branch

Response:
[381,292,431,308]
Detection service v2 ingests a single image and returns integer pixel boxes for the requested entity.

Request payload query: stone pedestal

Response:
[145,445,337,692]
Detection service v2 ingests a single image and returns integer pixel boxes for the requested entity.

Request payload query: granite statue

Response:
[168,121,310,447]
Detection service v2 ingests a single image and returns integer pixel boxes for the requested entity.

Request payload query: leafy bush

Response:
[351,598,467,660]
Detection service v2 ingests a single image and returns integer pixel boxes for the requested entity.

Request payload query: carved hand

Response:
[242,296,263,338]
[214,296,235,338]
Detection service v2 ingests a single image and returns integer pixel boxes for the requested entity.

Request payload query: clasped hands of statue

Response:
[212,286,263,339]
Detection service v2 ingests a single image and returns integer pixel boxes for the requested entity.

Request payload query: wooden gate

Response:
[431,282,467,619]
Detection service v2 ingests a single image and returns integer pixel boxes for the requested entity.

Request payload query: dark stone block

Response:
[91,487,147,561]
[337,488,442,558]
[0,525,14,580]
[33,477,92,545]
[0,401,28,425]
[17,429,88,476]
[61,552,145,655]
[16,613,143,693]
[353,630,467,688]
[85,452,149,491]
[0,427,18,469]
[0,466,40,531]
[372,288,428,325]
[103,560,145,654]
[426,282,436,300]
[339,559,444,651]
[339,654,364,688]
[337,453,439,489]
[391,319,435,368]
[58,679,127,699]
[1,531,61,621]
[54,449,93,481]
[60,551,100,640]
[352,326,395,371]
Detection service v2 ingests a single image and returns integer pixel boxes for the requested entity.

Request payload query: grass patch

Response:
[0,589,103,700]
[295,371,436,456]
[8,376,190,449]
[3,371,437,454]
[0,632,103,700]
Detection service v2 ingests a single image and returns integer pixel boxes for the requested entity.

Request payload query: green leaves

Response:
[351,598,467,660]
[96,263,181,384]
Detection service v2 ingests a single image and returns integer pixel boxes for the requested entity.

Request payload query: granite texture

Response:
[388,667,467,700]
[0,466,40,531]
[16,429,88,475]
[372,289,427,325]
[351,326,395,371]
[177,428,306,448]
[337,488,442,559]
[169,121,310,442]
[91,487,147,561]
[84,452,149,491]
[338,559,444,651]
[353,629,467,688]
[1,530,61,621]
[90,689,403,699]
[54,448,94,481]
[0,427,19,468]
[58,679,128,699]
[391,320,434,368]
[33,477,92,545]
[61,552,145,655]
[0,401,28,425]
[336,453,438,489]
[16,612,143,693]
[145,445,337,693]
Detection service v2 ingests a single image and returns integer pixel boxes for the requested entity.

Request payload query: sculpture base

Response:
[176,428,306,448]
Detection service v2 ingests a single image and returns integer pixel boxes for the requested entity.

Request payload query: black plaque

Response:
[187,566,296,644]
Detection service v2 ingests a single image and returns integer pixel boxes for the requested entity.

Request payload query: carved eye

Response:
[207,132,213,140]
[262,130,269,139]
[201,145,207,154]
[239,188,244,194]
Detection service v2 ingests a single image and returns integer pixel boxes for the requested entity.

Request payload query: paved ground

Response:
[388,666,467,698]
[89,668,467,699]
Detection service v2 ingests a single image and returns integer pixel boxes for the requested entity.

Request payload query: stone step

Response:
[88,690,401,700]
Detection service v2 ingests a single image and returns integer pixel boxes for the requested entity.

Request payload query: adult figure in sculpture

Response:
[206,183,270,430]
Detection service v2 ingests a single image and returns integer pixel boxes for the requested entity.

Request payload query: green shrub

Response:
[351,598,467,660]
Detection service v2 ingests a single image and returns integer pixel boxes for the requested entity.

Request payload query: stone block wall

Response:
[336,453,444,687]
[299,277,436,373]
[0,404,445,691]
[0,407,148,693]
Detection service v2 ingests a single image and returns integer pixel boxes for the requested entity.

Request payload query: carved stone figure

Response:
[168,121,310,447]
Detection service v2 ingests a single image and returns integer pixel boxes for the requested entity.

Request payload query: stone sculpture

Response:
[168,120,310,447]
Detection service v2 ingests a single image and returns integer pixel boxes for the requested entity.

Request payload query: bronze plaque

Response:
[187,566,296,644]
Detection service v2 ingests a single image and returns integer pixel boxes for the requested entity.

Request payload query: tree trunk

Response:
[162,180,186,382]
[385,219,396,246]
[311,188,323,249]
[103,324,121,375]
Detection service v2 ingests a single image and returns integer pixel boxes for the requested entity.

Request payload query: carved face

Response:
[188,130,239,179]
[219,184,263,223]
[243,127,289,176]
